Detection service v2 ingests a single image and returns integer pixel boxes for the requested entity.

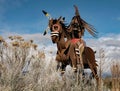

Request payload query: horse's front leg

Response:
[56,61,61,71]
[56,54,67,75]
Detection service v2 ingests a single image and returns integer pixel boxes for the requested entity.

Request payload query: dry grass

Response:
[0,36,119,91]
[111,62,120,91]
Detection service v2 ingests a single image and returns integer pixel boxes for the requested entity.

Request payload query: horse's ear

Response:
[63,17,65,21]
[61,17,65,22]
[57,16,62,22]
[57,16,66,23]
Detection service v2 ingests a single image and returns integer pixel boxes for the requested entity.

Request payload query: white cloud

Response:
[2,31,120,60]
[1,31,51,43]
[80,34,120,76]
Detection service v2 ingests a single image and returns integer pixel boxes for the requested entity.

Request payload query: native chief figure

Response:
[66,5,98,70]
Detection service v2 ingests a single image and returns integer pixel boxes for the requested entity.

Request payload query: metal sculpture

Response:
[42,5,99,86]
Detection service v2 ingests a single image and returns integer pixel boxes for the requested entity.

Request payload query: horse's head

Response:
[42,10,66,43]
[49,17,66,43]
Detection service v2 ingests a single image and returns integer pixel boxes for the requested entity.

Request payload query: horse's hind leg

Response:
[90,67,98,79]
[87,60,99,90]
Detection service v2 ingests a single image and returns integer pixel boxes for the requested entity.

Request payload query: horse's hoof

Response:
[73,67,77,72]
[61,70,65,74]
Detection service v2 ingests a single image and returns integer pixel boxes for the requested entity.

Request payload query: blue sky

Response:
[0,0,120,38]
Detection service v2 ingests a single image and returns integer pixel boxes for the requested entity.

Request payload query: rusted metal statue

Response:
[42,5,99,85]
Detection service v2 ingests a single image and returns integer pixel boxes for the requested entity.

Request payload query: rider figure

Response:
[68,15,86,71]
[70,16,86,45]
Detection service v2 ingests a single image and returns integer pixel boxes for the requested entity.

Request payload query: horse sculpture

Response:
[42,15,71,73]
[42,5,99,85]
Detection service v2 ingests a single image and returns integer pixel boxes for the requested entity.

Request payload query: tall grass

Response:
[111,62,120,91]
[0,35,119,91]
[98,49,105,91]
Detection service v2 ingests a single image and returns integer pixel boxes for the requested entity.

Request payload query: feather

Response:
[74,5,80,17]
[43,27,50,35]
[42,10,49,16]
[81,19,98,37]
[42,10,51,20]
[73,5,98,37]
[43,31,47,35]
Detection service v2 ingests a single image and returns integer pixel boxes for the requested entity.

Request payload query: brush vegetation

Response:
[0,36,119,91]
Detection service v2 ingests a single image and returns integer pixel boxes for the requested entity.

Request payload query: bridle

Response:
[51,23,61,37]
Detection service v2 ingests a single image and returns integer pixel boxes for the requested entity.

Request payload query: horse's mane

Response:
[60,21,72,39]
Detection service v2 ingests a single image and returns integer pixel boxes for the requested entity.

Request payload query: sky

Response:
[0,0,120,37]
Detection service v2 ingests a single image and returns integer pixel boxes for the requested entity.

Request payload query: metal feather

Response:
[74,5,98,37]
